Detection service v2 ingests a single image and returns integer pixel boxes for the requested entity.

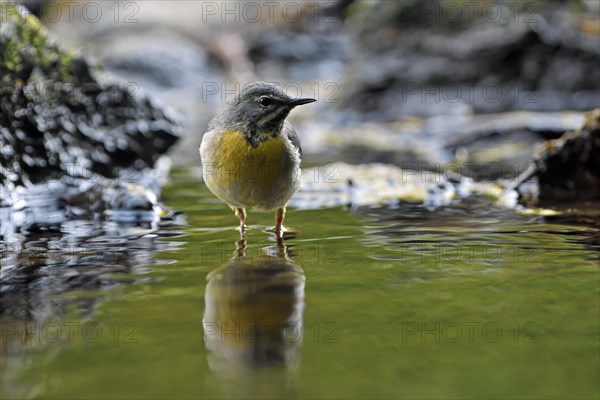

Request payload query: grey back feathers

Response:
[284,123,303,160]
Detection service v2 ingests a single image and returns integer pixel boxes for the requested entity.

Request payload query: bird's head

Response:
[214,82,316,146]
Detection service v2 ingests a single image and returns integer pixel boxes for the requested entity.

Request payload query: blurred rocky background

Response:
[20,0,597,191]
[2,0,600,221]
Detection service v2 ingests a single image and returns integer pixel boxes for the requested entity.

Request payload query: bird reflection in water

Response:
[202,239,305,380]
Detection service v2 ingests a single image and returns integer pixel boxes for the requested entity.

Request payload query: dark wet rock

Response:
[515,108,600,204]
[340,0,600,119]
[0,4,180,227]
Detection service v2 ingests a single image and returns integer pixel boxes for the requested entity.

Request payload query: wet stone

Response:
[0,4,180,230]
[519,108,600,205]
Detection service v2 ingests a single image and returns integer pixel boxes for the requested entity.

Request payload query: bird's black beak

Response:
[289,98,317,106]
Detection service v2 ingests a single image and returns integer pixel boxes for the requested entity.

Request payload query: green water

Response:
[1,170,599,399]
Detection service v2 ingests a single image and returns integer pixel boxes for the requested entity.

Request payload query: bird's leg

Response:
[235,207,247,239]
[275,207,285,240]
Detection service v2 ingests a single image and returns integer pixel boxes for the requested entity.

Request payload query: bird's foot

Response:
[266,225,297,240]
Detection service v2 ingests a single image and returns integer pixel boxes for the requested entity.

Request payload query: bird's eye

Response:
[259,97,272,107]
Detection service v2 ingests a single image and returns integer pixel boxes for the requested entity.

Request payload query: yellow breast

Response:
[203,130,299,209]
[218,130,286,168]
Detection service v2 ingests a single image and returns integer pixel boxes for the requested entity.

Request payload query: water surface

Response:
[1,169,598,399]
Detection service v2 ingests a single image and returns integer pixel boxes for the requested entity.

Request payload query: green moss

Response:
[2,38,22,73]
[0,2,76,85]
[58,51,75,82]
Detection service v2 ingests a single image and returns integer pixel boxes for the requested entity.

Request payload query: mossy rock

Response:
[0,4,181,209]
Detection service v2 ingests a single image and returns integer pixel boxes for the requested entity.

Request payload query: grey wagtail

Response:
[200,82,316,239]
